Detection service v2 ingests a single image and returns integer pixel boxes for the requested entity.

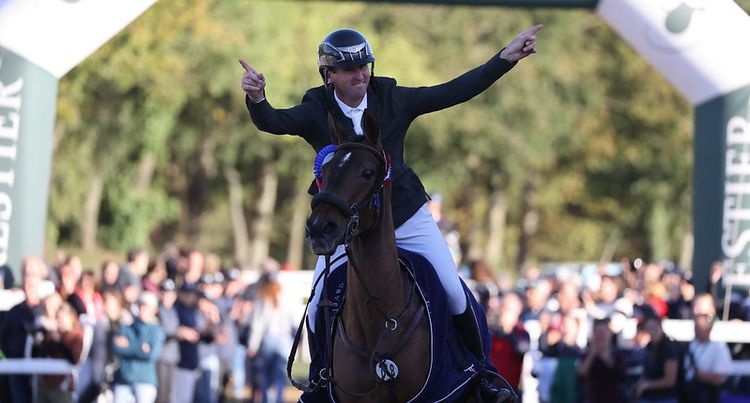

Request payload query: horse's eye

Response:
[362,169,375,180]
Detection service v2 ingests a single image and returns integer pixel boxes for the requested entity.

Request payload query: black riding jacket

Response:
[246,52,516,228]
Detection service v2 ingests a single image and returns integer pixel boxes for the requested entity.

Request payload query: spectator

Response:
[633,312,679,403]
[644,282,669,319]
[680,293,733,403]
[246,272,297,403]
[36,301,84,403]
[142,261,167,295]
[156,279,179,403]
[76,271,108,403]
[121,248,149,289]
[549,314,583,403]
[193,274,223,403]
[102,290,133,329]
[182,249,205,286]
[171,282,206,403]
[521,277,552,323]
[518,265,542,291]
[555,280,583,317]
[578,317,628,403]
[540,313,581,358]
[667,274,695,320]
[158,243,180,282]
[112,291,165,403]
[215,268,247,400]
[489,291,530,394]
[116,250,147,316]
[583,275,620,320]
[38,292,65,334]
[57,260,86,316]
[466,259,500,311]
[101,289,133,398]
[238,273,259,399]
[74,271,105,323]
[532,311,583,403]
[661,267,682,302]
[643,262,665,288]
[66,255,84,284]
[0,256,49,403]
[100,260,122,294]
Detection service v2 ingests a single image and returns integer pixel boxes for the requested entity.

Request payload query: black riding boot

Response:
[452,307,518,403]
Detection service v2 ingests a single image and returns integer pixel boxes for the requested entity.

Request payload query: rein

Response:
[287,253,347,394]
[343,245,417,336]
[330,248,424,400]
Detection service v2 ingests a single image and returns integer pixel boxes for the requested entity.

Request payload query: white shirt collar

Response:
[334,92,368,135]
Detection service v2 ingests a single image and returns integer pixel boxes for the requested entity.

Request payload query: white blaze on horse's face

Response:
[338,152,351,168]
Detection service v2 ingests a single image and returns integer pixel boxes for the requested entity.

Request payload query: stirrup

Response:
[476,372,518,403]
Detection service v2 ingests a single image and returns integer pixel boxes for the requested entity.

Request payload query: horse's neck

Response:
[343,193,404,339]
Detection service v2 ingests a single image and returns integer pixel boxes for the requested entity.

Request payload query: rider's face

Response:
[328,63,370,107]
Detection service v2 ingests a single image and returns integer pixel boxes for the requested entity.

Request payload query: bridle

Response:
[310,141,391,242]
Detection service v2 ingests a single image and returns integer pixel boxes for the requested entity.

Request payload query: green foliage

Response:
[50,0,707,269]
[98,184,179,251]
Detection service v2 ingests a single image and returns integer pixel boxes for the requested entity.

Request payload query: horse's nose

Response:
[305,215,343,255]
[305,216,339,240]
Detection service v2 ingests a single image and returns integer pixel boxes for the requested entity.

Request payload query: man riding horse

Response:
[241,23,543,402]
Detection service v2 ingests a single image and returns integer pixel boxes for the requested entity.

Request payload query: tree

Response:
[50,0,698,273]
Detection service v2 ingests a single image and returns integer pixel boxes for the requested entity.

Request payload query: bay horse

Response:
[304,111,431,402]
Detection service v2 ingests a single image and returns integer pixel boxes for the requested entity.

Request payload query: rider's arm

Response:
[396,51,516,118]
[246,89,319,136]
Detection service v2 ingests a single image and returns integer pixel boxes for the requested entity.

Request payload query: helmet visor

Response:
[318,41,374,68]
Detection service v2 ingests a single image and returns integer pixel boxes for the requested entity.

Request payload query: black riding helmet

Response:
[318,28,375,83]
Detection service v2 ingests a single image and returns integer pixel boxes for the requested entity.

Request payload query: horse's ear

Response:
[362,109,380,146]
[327,113,347,145]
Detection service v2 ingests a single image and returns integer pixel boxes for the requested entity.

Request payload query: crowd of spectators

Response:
[464,257,750,403]
[2,239,750,403]
[0,248,297,403]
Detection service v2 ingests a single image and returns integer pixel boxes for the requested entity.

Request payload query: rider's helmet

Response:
[318,28,375,83]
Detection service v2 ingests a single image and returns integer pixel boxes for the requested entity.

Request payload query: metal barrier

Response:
[0,358,72,374]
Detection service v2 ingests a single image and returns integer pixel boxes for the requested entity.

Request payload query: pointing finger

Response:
[238,59,252,72]
[524,24,544,35]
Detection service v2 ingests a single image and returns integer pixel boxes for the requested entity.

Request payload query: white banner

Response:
[0,0,156,78]
[597,0,750,105]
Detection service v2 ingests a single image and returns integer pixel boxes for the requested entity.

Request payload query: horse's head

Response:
[305,110,391,256]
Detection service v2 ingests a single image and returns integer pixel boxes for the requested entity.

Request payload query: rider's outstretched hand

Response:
[239,59,266,103]
[500,24,543,62]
